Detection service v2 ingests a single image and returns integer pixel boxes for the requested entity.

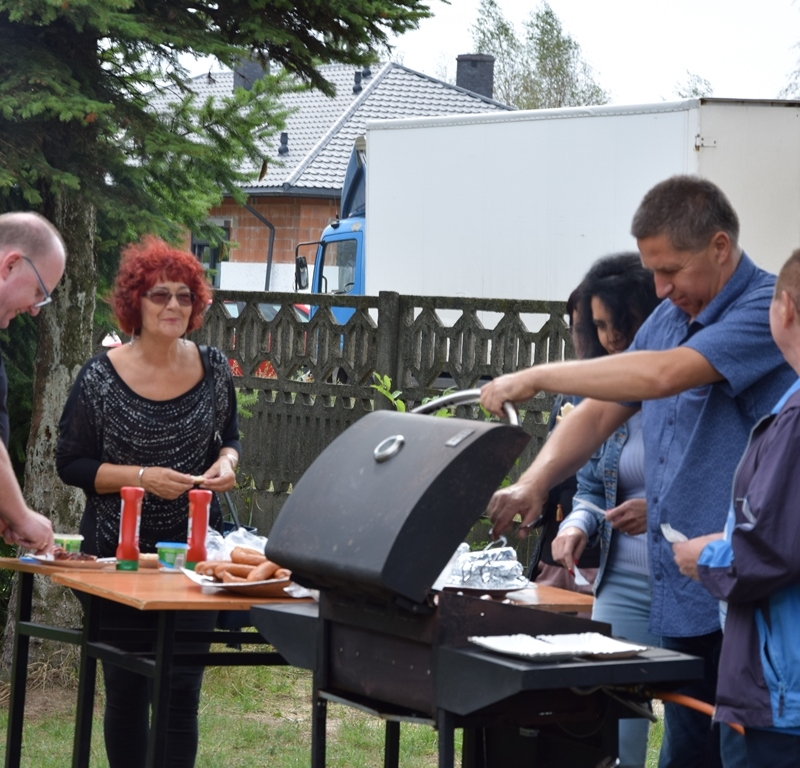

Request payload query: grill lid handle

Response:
[410,388,520,427]
[373,434,405,462]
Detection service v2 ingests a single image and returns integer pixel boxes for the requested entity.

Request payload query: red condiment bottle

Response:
[186,489,212,570]
[116,486,144,571]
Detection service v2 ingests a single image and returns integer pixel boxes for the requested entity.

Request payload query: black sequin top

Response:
[56,344,241,557]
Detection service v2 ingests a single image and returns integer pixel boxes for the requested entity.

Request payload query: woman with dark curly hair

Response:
[574,252,663,360]
[552,252,661,768]
[56,236,240,768]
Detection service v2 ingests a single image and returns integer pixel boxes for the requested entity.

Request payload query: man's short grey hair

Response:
[0,211,65,264]
[631,175,740,252]
[776,248,800,310]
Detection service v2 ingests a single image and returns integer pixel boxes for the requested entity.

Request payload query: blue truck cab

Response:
[296,138,365,324]
[314,218,363,297]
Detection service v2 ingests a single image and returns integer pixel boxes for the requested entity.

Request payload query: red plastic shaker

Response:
[116,486,145,571]
[186,488,212,570]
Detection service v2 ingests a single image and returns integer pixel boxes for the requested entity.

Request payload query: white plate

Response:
[181,568,224,590]
[180,568,293,598]
[469,632,647,661]
[213,579,292,598]
[535,633,647,659]
[469,634,580,661]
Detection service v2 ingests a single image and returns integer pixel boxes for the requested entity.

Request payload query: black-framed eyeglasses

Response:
[20,255,52,308]
[143,288,195,307]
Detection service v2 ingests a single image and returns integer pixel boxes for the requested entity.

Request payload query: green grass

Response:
[647,715,664,767]
[0,649,664,767]
[199,662,442,767]
[0,654,443,768]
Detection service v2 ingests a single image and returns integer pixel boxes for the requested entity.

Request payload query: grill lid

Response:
[266,404,530,604]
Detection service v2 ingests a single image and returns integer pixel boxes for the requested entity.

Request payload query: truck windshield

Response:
[319,239,357,294]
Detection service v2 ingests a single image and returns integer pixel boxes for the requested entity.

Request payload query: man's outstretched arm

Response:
[487,398,635,538]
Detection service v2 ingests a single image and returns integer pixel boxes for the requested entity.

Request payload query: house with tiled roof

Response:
[167,56,512,291]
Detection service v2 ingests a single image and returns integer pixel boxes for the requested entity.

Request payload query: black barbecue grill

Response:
[253,391,702,767]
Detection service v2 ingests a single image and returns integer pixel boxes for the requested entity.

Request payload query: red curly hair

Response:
[111,236,213,335]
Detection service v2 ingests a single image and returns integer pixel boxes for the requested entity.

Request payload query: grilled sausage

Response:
[220,570,249,583]
[193,561,217,577]
[246,560,280,581]
[230,546,266,566]
[213,562,255,580]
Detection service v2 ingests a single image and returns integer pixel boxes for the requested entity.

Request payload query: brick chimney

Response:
[233,56,267,91]
[456,54,495,100]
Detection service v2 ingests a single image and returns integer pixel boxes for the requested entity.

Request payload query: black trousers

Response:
[744,728,800,768]
[658,631,722,768]
[78,595,216,768]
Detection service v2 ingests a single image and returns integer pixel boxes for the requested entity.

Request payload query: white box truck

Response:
[305,98,800,310]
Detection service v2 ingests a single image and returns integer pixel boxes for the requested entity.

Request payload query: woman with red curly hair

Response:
[56,236,240,768]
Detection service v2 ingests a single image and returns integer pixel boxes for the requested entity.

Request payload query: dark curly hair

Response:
[575,252,662,357]
[110,236,212,335]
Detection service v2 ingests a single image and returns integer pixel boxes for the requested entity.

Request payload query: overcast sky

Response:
[388,0,800,104]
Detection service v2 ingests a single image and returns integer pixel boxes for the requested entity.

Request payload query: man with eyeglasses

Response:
[0,211,66,552]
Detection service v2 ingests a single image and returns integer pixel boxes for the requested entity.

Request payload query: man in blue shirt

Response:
[481,176,795,768]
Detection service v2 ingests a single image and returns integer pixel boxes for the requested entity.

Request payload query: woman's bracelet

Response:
[219,452,238,470]
[138,466,146,487]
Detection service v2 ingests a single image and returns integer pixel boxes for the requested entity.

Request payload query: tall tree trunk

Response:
[0,191,96,671]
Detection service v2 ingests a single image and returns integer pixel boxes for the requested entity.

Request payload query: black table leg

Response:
[437,709,455,768]
[5,572,33,768]
[384,720,400,768]
[72,596,100,768]
[147,611,176,768]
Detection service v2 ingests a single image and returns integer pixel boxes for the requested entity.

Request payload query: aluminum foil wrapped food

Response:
[442,539,529,591]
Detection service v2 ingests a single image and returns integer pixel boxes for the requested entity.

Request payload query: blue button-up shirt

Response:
[628,253,795,637]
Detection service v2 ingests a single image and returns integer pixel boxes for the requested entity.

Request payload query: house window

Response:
[191,222,231,287]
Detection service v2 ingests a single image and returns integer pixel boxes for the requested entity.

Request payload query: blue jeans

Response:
[592,567,660,768]
[721,723,749,768]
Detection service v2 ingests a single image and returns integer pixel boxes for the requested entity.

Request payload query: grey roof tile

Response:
[148,62,512,195]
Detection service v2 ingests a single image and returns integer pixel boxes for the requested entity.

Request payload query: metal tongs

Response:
[410,387,520,426]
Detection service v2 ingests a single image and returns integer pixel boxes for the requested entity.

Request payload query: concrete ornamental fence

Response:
[100,290,572,554]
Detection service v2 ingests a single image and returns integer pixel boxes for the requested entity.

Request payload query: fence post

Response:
[375,291,401,410]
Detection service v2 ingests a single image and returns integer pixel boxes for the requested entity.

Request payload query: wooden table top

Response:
[0,556,162,576]
[0,555,90,576]
[0,558,591,613]
[508,585,594,613]
[0,557,307,612]
[50,569,309,611]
